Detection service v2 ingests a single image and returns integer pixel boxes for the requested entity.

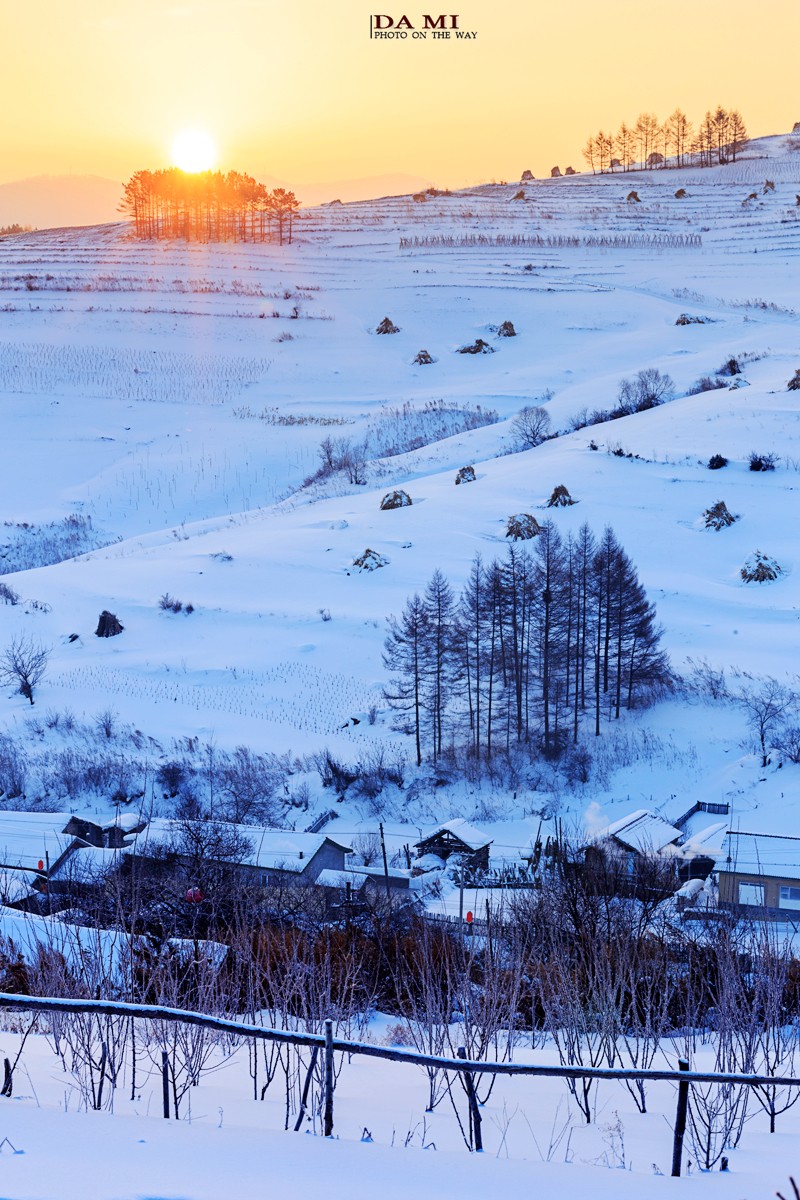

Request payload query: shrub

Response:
[776,727,800,764]
[703,500,738,530]
[0,637,49,706]
[689,376,727,395]
[510,404,552,449]
[496,320,516,337]
[94,709,118,739]
[0,582,20,606]
[547,484,576,507]
[375,316,400,334]
[506,514,541,540]
[0,513,110,575]
[455,465,476,485]
[380,490,412,511]
[749,452,777,472]
[740,551,783,583]
[157,760,186,797]
[159,593,183,613]
[718,356,741,377]
[675,312,707,324]
[708,454,728,470]
[365,399,497,458]
[787,369,800,391]
[413,349,434,365]
[617,368,675,414]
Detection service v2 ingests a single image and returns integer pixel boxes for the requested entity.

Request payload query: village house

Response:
[414,819,492,874]
[717,831,800,917]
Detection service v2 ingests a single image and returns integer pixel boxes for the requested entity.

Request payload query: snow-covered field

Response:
[1,132,800,1196]
[0,1009,798,1200]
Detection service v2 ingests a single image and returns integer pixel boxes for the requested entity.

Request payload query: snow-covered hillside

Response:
[1,133,799,839]
[2,131,800,1200]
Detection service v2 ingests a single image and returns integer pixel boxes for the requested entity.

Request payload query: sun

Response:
[171,129,217,173]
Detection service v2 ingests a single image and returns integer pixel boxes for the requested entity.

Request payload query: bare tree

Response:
[510,404,552,449]
[0,636,49,705]
[737,676,795,767]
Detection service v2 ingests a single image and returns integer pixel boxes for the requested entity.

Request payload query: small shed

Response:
[717,832,800,915]
[64,812,147,849]
[414,819,492,872]
[593,809,682,857]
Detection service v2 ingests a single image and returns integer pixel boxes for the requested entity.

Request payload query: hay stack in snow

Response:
[353,549,389,572]
[455,465,476,485]
[380,489,412,511]
[704,501,737,530]
[740,551,783,583]
[96,610,123,637]
[547,484,576,507]
[506,514,542,541]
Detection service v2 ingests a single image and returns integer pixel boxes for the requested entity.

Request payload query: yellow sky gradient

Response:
[2,0,798,188]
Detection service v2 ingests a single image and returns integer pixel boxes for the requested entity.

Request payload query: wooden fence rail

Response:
[1,992,798,1176]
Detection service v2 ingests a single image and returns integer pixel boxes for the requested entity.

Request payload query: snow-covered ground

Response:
[1,135,798,839]
[0,1012,798,1200]
[1,134,800,1196]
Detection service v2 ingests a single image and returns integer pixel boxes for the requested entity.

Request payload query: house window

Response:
[779,886,800,911]
[738,882,765,906]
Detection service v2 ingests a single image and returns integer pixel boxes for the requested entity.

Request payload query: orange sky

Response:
[2,0,798,187]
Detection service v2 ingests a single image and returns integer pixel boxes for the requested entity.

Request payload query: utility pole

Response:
[379,822,391,903]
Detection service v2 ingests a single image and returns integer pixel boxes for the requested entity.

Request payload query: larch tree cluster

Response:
[383,523,670,767]
[119,169,300,243]
[582,106,748,174]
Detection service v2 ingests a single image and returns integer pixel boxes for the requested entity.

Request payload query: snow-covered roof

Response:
[718,833,800,880]
[417,818,492,851]
[0,869,37,904]
[679,822,728,860]
[359,865,412,881]
[137,819,352,874]
[49,846,128,883]
[69,811,144,834]
[0,812,73,872]
[594,809,681,854]
[315,869,368,890]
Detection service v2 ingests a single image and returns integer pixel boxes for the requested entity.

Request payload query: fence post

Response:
[457,1047,483,1152]
[671,1057,690,1177]
[324,1019,334,1137]
[161,1050,170,1120]
[293,1046,319,1132]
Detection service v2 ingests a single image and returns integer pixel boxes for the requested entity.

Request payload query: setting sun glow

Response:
[171,129,217,173]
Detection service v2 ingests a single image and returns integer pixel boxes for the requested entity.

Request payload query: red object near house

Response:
[465,911,473,924]
[185,886,204,904]
[37,860,44,870]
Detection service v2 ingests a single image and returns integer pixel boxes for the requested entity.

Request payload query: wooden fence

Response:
[1,992,798,1177]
